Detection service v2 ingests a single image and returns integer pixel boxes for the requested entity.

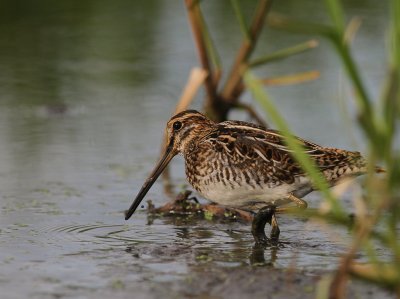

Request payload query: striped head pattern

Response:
[165,110,215,154]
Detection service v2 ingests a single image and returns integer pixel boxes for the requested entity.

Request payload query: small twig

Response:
[237,70,320,93]
[175,68,208,112]
[233,102,269,128]
[344,17,362,44]
[249,40,318,68]
[260,71,320,86]
[267,12,334,36]
[212,68,223,87]
[230,0,250,40]
[222,0,273,102]
[185,0,216,103]
[196,6,222,82]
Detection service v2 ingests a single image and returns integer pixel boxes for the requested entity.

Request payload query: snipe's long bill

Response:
[125,141,175,220]
[125,110,383,245]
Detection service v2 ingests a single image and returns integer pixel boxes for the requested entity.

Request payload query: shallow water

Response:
[0,1,393,298]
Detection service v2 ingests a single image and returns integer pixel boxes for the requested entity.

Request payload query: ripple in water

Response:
[39,223,151,247]
[6,216,366,271]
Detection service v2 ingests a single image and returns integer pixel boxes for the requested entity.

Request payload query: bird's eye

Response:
[173,121,182,131]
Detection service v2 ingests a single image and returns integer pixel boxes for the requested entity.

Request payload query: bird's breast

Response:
[184,149,310,209]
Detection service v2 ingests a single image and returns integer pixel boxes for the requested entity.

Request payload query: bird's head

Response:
[164,110,214,154]
[125,110,214,220]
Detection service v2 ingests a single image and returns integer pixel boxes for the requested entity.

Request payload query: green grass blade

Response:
[244,71,344,215]
[196,3,222,70]
[324,0,345,33]
[230,0,250,40]
[249,40,318,68]
[268,13,334,37]
[390,0,400,66]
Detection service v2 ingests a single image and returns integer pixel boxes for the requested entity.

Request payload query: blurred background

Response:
[0,1,391,298]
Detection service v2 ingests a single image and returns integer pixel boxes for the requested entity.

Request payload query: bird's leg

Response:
[276,193,308,213]
[251,205,276,245]
[270,213,280,243]
[252,194,306,245]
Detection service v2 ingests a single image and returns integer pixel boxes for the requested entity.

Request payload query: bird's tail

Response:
[341,151,385,175]
[353,156,385,174]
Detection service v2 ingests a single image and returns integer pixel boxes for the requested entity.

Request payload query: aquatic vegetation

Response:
[174,0,400,296]
[248,0,400,297]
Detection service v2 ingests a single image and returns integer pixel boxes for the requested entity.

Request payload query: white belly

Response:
[201,184,292,206]
[194,176,311,208]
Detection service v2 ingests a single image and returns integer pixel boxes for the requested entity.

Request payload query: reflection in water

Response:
[174,227,191,240]
[18,217,284,268]
[249,245,278,266]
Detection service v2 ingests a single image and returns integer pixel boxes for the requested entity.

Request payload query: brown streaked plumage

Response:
[125,110,381,245]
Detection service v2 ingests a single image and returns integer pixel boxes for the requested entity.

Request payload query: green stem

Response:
[324,0,345,32]
[329,34,377,143]
[197,7,222,71]
[230,0,250,40]
[244,71,344,216]
[249,40,318,68]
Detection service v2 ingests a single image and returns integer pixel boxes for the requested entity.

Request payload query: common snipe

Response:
[125,110,382,245]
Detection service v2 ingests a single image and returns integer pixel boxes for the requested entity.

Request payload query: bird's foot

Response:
[251,205,279,247]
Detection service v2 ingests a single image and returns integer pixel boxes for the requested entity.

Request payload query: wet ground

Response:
[0,0,394,298]
[0,185,395,298]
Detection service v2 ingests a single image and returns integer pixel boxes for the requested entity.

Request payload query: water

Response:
[0,1,392,298]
